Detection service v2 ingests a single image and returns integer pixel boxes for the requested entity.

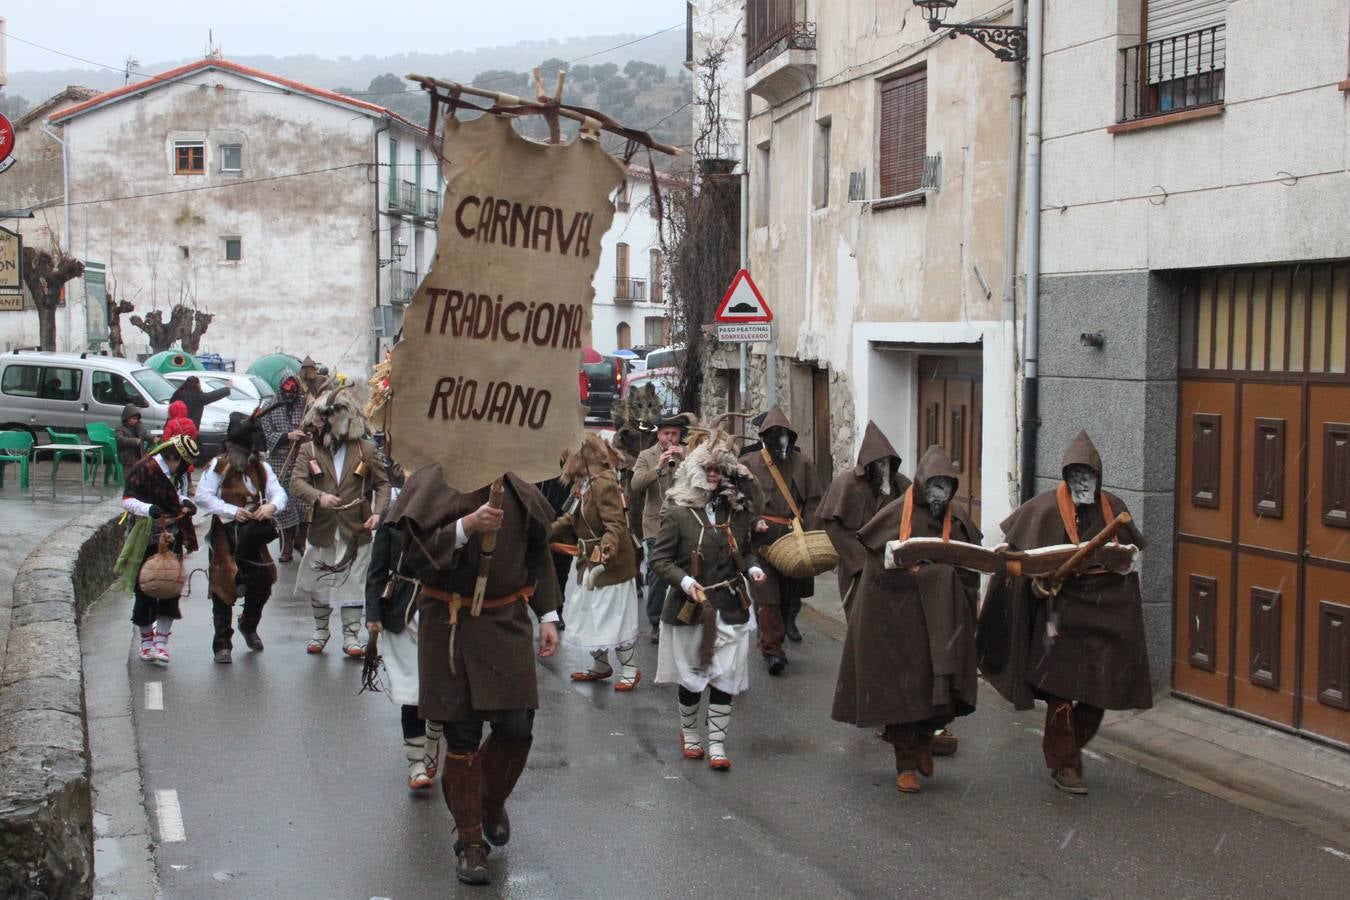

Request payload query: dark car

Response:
[581,355,628,424]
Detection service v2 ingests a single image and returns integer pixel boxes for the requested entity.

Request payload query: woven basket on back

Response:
[762,519,839,579]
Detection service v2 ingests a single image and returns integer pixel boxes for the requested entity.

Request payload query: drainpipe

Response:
[1002,0,1026,512]
[373,122,389,365]
[1020,0,1043,502]
[739,81,751,412]
[41,123,72,351]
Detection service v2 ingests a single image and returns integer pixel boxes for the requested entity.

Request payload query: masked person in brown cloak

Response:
[977,431,1152,795]
[289,388,392,657]
[551,433,644,690]
[383,465,561,887]
[195,413,287,664]
[818,421,911,620]
[832,445,982,794]
[652,433,766,770]
[740,406,823,674]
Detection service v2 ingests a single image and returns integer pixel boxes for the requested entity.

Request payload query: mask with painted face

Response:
[867,458,896,497]
[925,476,955,519]
[1065,464,1099,507]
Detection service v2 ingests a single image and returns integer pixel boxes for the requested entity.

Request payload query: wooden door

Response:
[916,355,983,527]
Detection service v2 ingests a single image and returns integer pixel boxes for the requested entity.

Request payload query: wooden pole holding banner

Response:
[471,477,506,615]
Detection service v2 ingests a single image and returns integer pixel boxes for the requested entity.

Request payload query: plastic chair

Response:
[85,422,123,485]
[0,430,33,490]
[45,430,93,481]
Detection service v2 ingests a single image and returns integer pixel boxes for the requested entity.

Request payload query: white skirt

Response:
[655,607,757,695]
[294,540,371,608]
[563,561,642,652]
[379,624,419,707]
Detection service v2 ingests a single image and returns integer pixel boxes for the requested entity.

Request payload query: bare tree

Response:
[20,239,85,352]
[129,305,214,354]
[106,278,136,357]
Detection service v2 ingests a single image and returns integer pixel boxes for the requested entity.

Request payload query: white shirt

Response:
[194,459,288,522]
[678,502,762,595]
[121,455,192,518]
[332,444,347,482]
[451,517,559,625]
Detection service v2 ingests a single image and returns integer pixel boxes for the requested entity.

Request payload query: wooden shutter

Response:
[879,70,926,199]
[616,242,629,280]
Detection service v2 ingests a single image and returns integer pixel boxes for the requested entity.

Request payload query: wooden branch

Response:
[406,73,680,156]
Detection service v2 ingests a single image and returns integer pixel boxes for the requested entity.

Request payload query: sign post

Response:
[714,268,773,417]
[0,112,15,176]
[0,225,21,311]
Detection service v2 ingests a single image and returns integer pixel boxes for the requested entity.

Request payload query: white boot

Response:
[339,607,365,658]
[706,702,732,771]
[152,616,173,666]
[679,699,704,759]
[405,735,432,790]
[614,643,641,691]
[138,626,155,663]
[307,600,330,654]
[423,720,444,780]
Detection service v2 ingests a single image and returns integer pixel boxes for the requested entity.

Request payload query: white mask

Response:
[1066,465,1099,506]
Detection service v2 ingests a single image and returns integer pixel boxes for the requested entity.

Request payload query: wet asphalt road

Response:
[96,543,1349,900]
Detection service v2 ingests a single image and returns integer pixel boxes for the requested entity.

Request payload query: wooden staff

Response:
[470,477,505,616]
[1050,511,1133,583]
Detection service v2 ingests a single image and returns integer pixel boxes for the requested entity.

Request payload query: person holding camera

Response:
[195,413,287,664]
[629,412,695,642]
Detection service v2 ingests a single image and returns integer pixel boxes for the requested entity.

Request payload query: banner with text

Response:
[388,113,626,490]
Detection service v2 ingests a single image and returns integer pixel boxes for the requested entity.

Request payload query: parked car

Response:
[0,350,231,458]
[581,354,631,424]
[643,344,686,372]
[162,370,275,417]
[620,367,681,420]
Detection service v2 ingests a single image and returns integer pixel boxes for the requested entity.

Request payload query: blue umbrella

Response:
[611,349,640,359]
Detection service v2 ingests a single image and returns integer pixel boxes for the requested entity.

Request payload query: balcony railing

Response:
[747,0,816,72]
[423,190,441,220]
[389,180,419,214]
[1119,25,1225,122]
[614,276,647,302]
[392,269,418,304]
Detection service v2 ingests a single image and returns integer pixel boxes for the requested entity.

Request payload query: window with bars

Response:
[878,69,927,202]
[175,141,205,175]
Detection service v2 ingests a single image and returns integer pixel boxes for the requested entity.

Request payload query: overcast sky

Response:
[2,1,687,72]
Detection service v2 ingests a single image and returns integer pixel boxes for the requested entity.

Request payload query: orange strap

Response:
[420,584,534,623]
[761,514,792,526]
[1056,482,1116,545]
[898,486,951,542]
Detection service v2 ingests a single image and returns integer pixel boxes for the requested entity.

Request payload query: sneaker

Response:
[214,648,232,665]
[152,641,171,667]
[455,842,491,886]
[139,637,155,662]
[1051,765,1088,795]
[932,729,958,756]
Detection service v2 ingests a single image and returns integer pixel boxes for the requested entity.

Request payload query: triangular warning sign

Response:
[714,269,773,323]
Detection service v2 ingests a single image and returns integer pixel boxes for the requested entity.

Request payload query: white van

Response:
[0,350,230,457]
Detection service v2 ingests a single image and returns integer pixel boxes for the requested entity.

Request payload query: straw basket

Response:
[137,533,185,600]
[762,519,838,579]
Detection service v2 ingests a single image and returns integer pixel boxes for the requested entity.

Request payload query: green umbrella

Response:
[146,350,204,373]
[247,353,304,391]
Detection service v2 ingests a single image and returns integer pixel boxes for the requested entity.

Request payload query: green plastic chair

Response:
[45,430,94,481]
[85,422,123,485]
[0,430,33,490]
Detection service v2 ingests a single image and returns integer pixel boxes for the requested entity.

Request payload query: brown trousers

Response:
[885,719,947,772]
[1042,696,1104,771]
[757,604,786,658]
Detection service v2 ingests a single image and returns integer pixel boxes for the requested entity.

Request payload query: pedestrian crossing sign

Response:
[714,269,773,323]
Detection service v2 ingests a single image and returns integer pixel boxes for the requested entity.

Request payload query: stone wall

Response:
[1038,270,1179,685]
[0,504,123,900]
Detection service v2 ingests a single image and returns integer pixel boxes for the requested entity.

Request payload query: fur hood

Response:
[561,432,622,484]
[302,386,368,443]
[665,441,754,511]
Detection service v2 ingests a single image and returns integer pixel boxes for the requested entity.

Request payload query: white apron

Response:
[562,559,642,652]
[655,606,757,695]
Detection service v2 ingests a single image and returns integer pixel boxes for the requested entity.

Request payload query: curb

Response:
[0,501,123,900]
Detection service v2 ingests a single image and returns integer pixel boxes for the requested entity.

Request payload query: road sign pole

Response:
[765,323,777,408]
[738,340,748,410]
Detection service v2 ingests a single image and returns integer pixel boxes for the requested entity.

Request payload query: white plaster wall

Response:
[589,175,670,352]
[692,0,746,164]
[1,67,439,381]
[1041,0,1350,277]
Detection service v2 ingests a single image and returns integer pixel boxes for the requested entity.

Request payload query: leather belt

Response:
[420,584,534,623]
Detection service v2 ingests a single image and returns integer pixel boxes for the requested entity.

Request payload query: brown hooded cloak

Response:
[976,431,1153,711]
[385,465,561,721]
[740,406,823,605]
[832,445,982,729]
[817,421,912,613]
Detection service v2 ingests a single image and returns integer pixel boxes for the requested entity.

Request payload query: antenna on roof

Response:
[206,29,222,60]
[123,55,139,85]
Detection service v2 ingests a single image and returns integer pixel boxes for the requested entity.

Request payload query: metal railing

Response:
[1119,25,1225,122]
[423,190,441,219]
[747,0,816,71]
[389,180,419,214]
[614,277,647,302]
[392,269,418,304]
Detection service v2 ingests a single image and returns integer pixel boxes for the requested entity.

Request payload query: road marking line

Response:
[1324,846,1350,862]
[155,789,186,842]
[145,682,163,711]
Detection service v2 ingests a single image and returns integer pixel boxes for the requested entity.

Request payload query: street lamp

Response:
[379,235,408,268]
[912,0,1026,62]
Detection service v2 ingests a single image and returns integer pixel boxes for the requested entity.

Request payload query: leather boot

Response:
[278,526,295,563]
[294,521,309,556]
[441,751,491,885]
[480,734,532,847]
